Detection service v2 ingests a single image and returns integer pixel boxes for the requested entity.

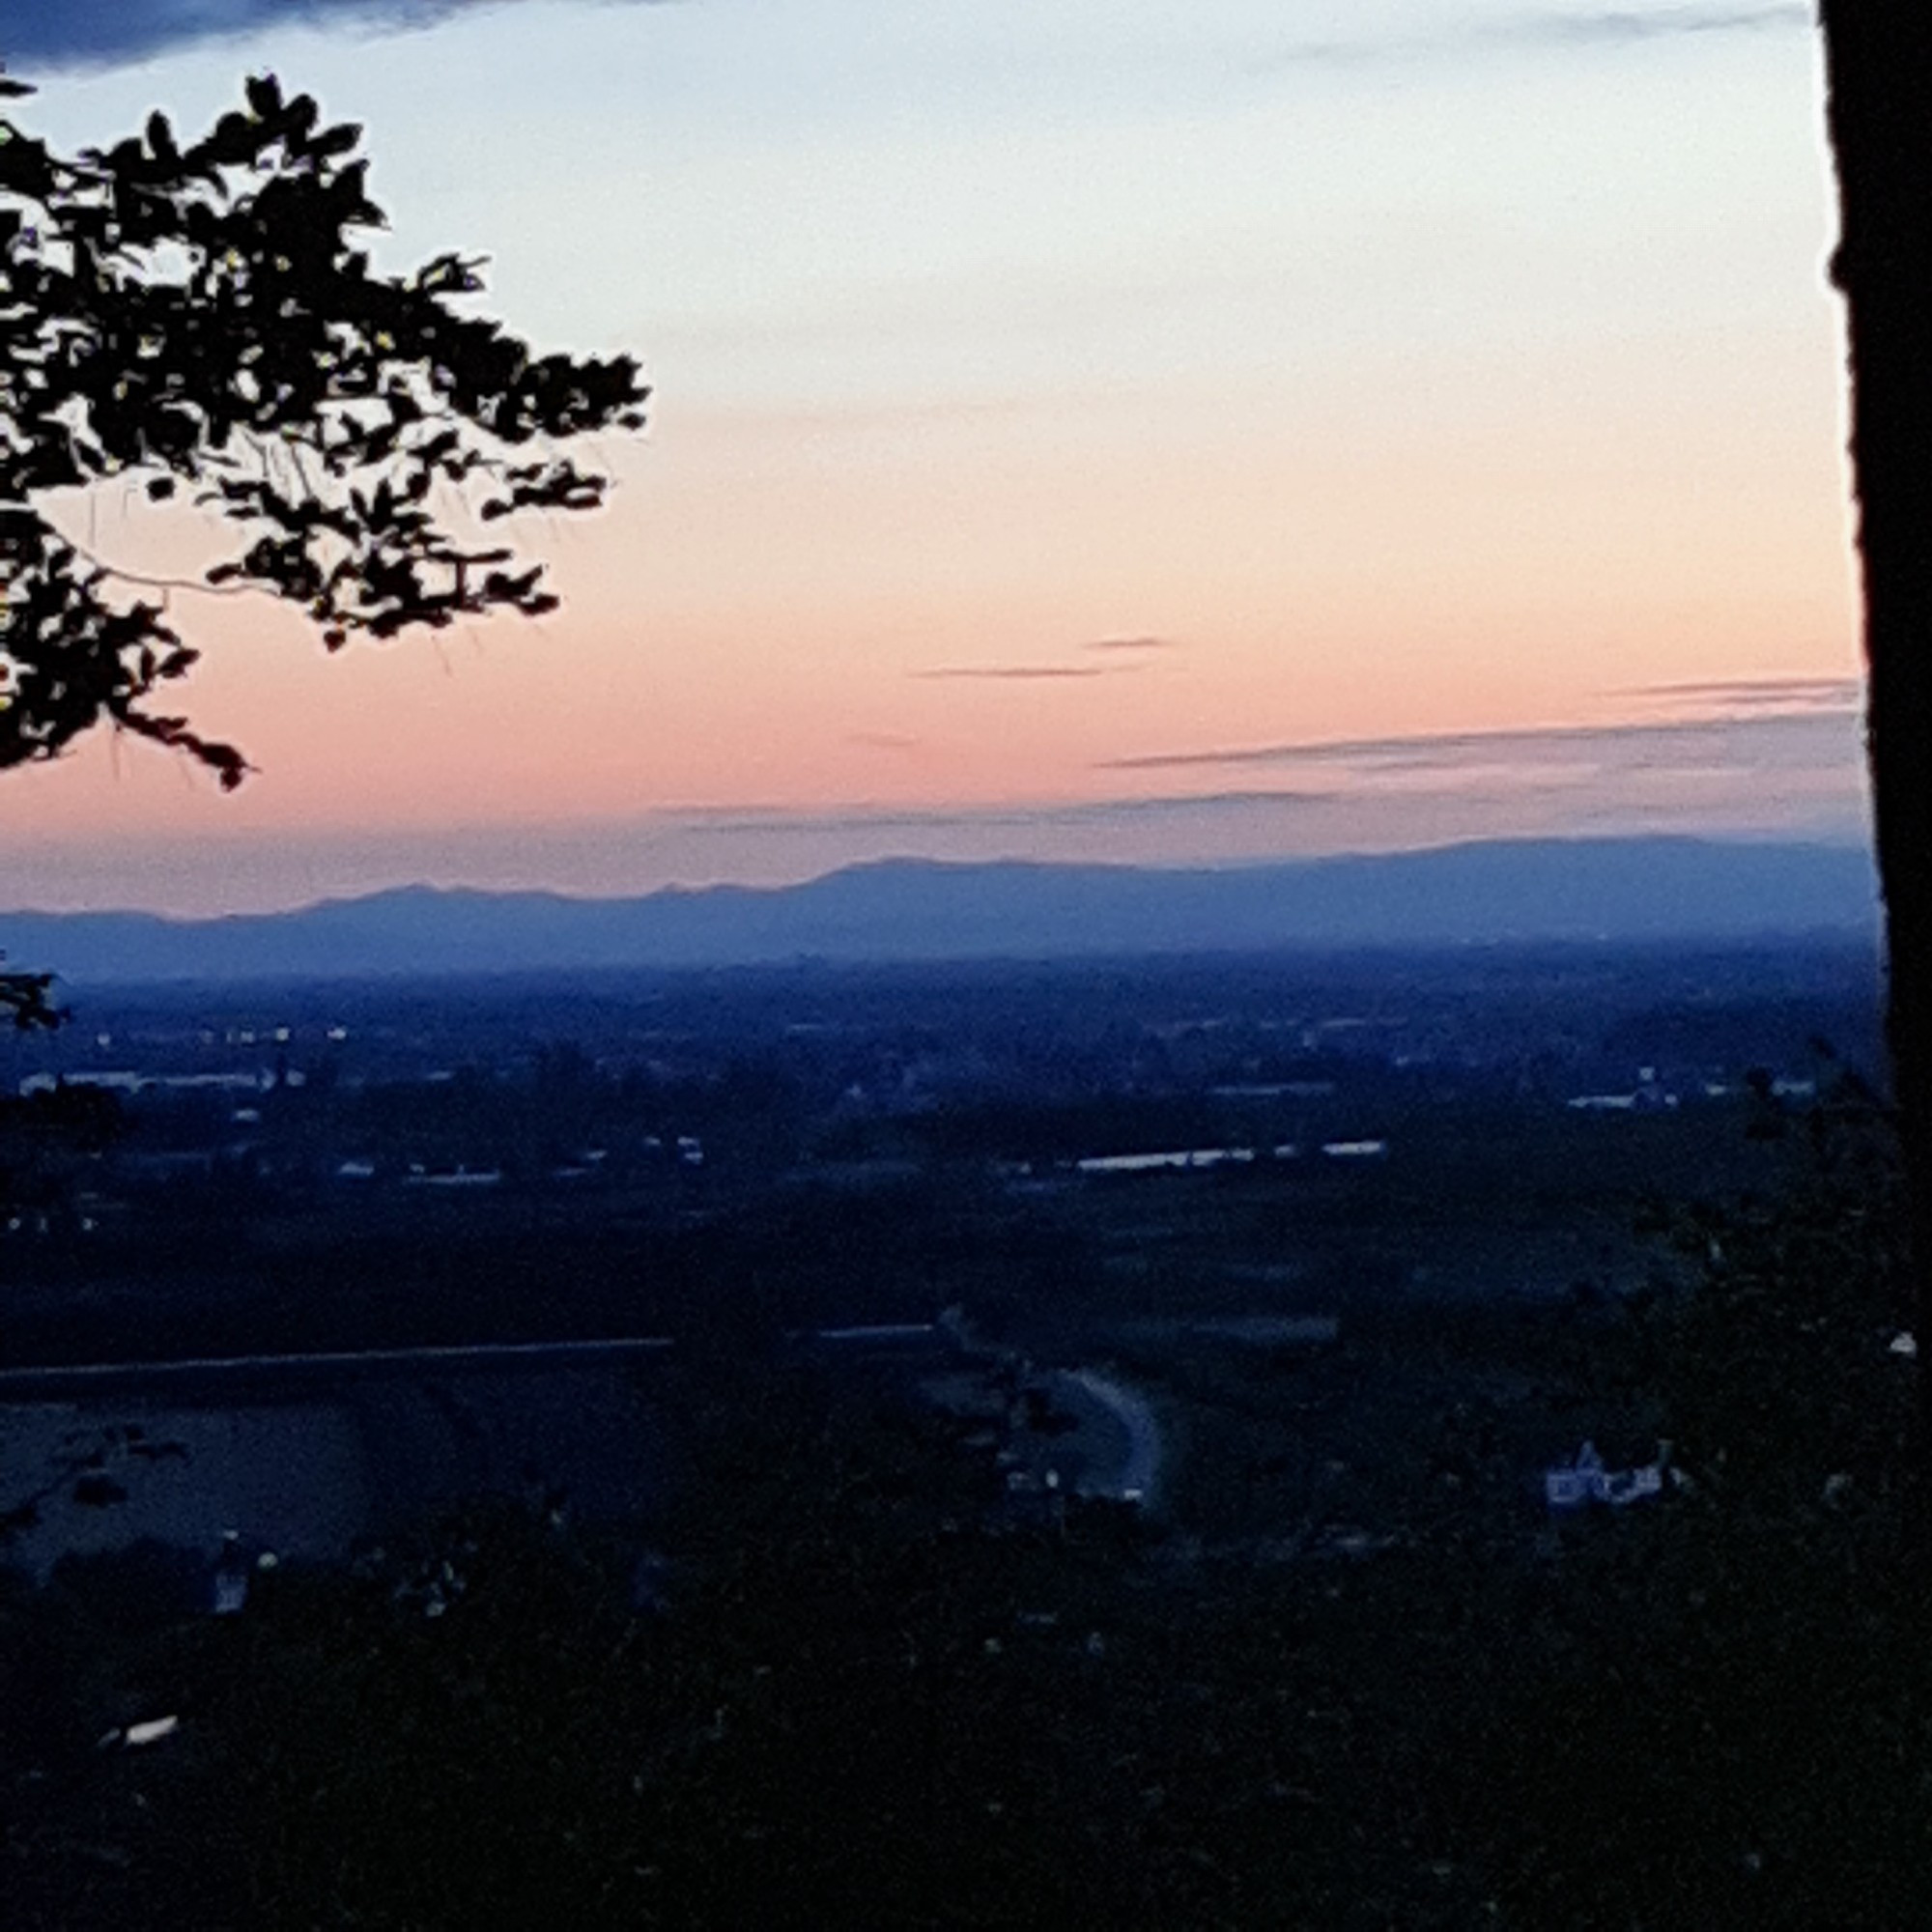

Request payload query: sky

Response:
[0,0,1869,914]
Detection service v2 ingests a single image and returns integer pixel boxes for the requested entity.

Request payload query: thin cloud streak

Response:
[1621,674,1863,712]
[1510,5,1811,47]
[1083,635,1181,654]
[915,665,1115,681]
[1247,2,1809,73]
[667,788,1338,841]
[1103,707,1862,777]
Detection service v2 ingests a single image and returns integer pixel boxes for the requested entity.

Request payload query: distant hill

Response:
[0,838,1883,984]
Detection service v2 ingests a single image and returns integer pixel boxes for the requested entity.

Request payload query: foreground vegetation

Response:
[2,1088,1922,1928]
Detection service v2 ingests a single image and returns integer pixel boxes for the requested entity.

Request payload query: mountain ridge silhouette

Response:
[0,837,1880,983]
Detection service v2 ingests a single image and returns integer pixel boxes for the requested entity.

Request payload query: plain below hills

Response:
[0,837,1883,984]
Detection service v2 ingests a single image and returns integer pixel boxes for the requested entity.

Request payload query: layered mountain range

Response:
[0,838,1882,983]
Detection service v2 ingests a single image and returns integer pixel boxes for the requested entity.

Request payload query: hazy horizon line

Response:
[0,825,1878,924]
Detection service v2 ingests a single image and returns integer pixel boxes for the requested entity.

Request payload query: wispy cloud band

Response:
[1620,674,1862,711]
[1249,2,1810,73]
[1513,5,1811,47]
[664,787,1337,841]
[1102,701,1862,779]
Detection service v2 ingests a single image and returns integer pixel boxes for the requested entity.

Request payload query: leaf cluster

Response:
[0,73,648,782]
[1622,1070,1913,1511]
[0,960,58,1029]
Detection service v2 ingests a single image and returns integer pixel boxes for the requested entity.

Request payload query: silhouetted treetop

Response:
[0,71,648,784]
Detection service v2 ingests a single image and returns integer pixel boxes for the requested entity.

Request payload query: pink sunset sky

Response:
[1,0,1866,914]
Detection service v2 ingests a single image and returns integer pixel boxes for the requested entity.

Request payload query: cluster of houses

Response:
[1543,1439,1672,1511]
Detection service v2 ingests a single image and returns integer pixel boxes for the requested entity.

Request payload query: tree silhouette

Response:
[0,67,647,790]
[1817,8,1932,1461]
[0,957,58,1030]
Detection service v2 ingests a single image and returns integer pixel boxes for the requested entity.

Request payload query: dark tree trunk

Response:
[1818,6,1932,1467]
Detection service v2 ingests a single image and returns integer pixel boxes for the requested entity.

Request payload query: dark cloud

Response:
[0,1,674,73]
[1102,706,1862,778]
[1083,635,1180,654]
[6,1,1811,86]
[915,665,1114,682]
[6,3,417,71]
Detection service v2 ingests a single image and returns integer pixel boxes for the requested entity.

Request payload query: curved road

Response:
[1053,1366,1162,1506]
